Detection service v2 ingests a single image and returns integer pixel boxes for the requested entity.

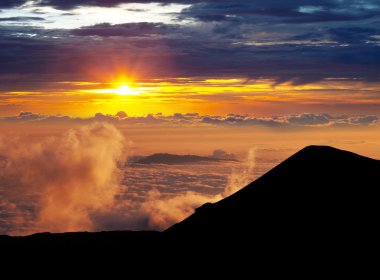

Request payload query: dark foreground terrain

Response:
[1,146,379,260]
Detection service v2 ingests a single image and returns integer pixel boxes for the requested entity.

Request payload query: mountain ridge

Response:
[1,145,379,254]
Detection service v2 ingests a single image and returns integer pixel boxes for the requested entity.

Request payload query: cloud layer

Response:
[1,111,378,127]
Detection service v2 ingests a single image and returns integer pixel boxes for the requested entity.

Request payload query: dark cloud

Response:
[210,150,236,161]
[200,113,380,127]
[285,113,331,125]
[71,22,165,37]
[37,0,211,10]
[1,111,378,127]
[1,22,379,89]
[125,9,148,12]
[35,0,380,20]
[14,111,43,121]
[180,1,380,23]
[2,112,74,123]
[0,0,26,8]
[38,0,125,10]
[61,12,77,16]
[32,9,48,15]
[347,115,379,125]
[0,1,379,89]
[0,17,45,22]
[170,41,380,84]
[0,29,86,87]
[328,27,379,44]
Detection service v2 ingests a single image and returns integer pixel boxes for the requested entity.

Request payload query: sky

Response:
[0,0,379,116]
[0,1,380,235]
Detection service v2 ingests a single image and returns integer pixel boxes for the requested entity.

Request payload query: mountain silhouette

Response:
[165,146,380,247]
[134,153,238,164]
[1,146,379,256]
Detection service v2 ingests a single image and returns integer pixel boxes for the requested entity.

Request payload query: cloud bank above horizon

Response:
[2,0,379,84]
[1,111,378,128]
[0,0,379,117]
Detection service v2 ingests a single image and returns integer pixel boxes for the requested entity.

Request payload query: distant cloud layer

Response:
[1,112,378,128]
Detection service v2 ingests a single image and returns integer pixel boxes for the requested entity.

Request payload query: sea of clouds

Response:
[0,123,277,235]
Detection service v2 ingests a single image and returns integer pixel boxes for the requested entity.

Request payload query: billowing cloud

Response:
[132,147,257,230]
[140,189,221,230]
[223,148,256,197]
[0,123,126,234]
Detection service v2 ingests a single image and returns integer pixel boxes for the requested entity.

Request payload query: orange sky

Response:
[2,77,380,117]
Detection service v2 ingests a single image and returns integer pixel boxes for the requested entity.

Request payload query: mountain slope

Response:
[165,146,380,244]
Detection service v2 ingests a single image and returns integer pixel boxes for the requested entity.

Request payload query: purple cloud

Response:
[1,112,378,127]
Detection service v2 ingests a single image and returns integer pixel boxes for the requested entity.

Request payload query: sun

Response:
[115,85,135,95]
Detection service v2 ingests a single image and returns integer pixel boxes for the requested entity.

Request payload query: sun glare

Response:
[115,85,135,95]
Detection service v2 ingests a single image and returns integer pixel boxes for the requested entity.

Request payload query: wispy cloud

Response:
[0,17,45,21]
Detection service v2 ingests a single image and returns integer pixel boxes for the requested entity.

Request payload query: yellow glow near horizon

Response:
[115,85,136,95]
[3,78,380,117]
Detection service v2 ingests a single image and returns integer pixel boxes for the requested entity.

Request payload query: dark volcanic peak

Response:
[134,153,238,165]
[165,145,380,239]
